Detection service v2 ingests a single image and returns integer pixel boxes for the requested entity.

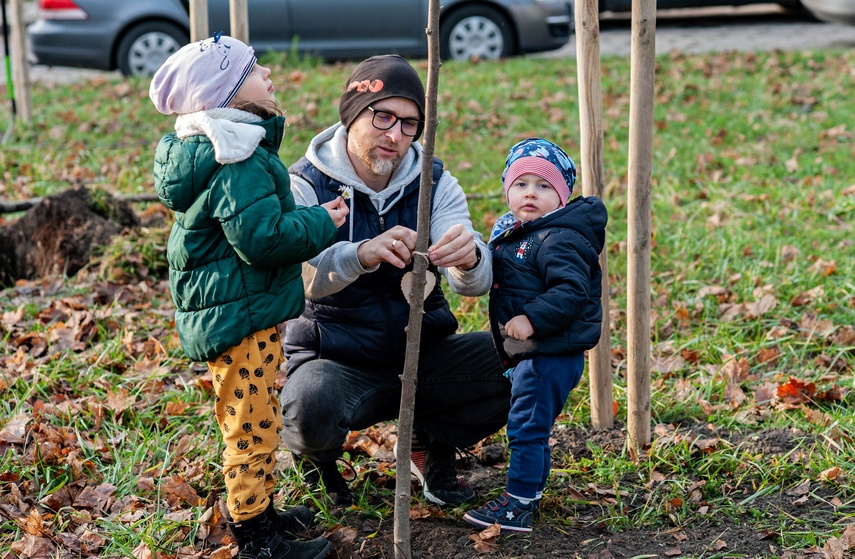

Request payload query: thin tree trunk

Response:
[627,0,656,452]
[393,1,441,557]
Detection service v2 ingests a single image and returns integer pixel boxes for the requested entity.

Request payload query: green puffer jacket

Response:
[153,115,337,362]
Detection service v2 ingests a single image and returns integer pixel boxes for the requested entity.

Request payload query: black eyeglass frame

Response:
[366,105,424,138]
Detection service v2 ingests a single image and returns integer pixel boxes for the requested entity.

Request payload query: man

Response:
[279,54,511,508]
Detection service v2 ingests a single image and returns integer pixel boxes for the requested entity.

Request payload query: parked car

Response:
[598,0,801,10]
[800,0,855,24]
[28,0,574,76]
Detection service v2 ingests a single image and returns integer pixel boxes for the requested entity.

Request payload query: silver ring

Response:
[391,239,398,249]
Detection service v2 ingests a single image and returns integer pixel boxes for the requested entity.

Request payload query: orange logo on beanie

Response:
[347,79,385,93]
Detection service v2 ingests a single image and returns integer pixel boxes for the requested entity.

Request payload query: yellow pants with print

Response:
[208,326,284,522]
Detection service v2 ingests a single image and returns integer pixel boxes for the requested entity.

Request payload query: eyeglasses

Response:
[367,106,424,138]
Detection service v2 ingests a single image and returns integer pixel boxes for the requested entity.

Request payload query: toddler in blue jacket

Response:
[463,138,607,533]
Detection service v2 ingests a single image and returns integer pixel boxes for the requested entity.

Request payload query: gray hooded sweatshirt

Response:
[289,123,492,299]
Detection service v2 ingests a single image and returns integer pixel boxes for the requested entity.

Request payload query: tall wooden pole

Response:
[626,0,656,450]
[575,0,613,430]
[393,1,441,557]
[189,0,209,43]
[9,0,31,123]
[229,0,249,43]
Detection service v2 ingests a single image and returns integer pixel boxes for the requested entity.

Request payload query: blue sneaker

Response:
[463,493,536,533]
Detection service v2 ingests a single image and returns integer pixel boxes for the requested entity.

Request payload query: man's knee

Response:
[279,368,343,449]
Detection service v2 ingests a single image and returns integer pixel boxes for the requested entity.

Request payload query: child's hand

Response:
[505,315,534,341]
[321,197,349,228]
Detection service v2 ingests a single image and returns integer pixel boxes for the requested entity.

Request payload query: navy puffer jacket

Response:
[488,196,607,368]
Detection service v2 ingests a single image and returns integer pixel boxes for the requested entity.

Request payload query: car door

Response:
[205,0,289,54]
[284,0,428,59]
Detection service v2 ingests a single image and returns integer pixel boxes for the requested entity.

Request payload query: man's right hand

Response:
[357,226,417,269]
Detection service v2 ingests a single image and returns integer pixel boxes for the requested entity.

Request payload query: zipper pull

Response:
[379,215,385,231]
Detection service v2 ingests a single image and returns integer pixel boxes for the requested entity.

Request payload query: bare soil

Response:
[0,190,838,557]
[306,424,831,559]
[0,188,139,288]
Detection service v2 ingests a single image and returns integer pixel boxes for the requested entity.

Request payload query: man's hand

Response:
[505,315,534,341]
[357,225,417,269]
[428,224,477,270]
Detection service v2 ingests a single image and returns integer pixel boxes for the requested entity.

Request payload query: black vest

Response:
[283,156,459,374]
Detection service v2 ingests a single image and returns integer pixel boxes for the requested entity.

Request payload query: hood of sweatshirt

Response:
[303,123,426,217]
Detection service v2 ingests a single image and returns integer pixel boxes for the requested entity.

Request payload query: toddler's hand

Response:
[321,197,349,228]
[505,315,534,341]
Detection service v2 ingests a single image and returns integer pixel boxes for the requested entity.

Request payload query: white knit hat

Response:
[149,33,256,115]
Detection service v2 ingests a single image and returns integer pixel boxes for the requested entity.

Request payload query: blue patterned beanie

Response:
[502,138,577,207]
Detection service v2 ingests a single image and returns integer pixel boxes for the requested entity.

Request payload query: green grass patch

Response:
[1,49,853,557]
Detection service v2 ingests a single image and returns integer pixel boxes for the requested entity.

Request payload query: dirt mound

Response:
[0,187,140,288]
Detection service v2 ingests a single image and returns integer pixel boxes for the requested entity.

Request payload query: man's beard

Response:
[360,145,402,176]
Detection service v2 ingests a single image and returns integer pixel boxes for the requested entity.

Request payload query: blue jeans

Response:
[505,353,584,499]
[279,332,511,462]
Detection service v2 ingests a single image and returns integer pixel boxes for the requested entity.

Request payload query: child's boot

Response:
[269,496,315,536]
[229,504,331,559]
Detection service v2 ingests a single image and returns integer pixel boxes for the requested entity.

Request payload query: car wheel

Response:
[441,5,514,61]
[116,22,188,77]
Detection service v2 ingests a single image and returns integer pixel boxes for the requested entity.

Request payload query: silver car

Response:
[800,0,855,24]
[28,0,573,76]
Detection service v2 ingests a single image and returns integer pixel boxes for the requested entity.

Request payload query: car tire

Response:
[441,5,515,61]
[116,22,189,77]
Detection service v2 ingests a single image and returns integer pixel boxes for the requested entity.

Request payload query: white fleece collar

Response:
[175,108,266,164]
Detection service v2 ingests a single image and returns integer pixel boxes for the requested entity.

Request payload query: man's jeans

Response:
[279,331,511,462]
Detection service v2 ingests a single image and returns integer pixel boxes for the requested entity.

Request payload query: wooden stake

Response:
[229,0,249,44]
[189,0,209,43]
[9,0,31,123]
[626,0,656,450]
[575,0,613,430]
[393,2,441,557]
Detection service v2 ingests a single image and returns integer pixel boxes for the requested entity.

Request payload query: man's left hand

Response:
[428,224,477,270]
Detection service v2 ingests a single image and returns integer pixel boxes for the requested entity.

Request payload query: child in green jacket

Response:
[150,33,347,559]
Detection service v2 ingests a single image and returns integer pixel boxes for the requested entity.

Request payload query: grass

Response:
[1,48,854,557]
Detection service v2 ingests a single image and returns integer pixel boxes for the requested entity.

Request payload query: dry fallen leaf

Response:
[0,412,30,444]
[786,479,811,497]
[819,467,841,482]
[325,525,358,558]
[105,387,136,415]
[11,535,55,558]
[724,381,747,408]
[409,505,432,520]
[777,377,816,404]
[469,523,501,553]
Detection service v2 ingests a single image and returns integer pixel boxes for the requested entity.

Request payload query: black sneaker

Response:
[294,454,355,506]
[421,442,476,507]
